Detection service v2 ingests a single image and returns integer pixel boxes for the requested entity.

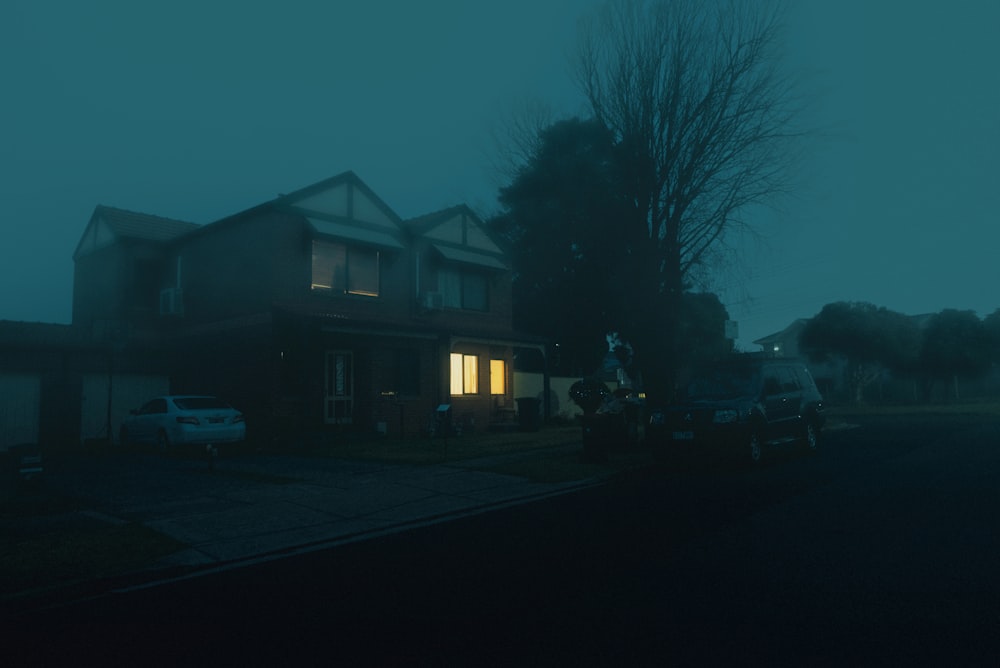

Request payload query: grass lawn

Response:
[0,492,186,602]
[1,521,185,600]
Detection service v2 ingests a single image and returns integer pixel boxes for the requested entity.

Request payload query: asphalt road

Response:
[14,412,1000,666]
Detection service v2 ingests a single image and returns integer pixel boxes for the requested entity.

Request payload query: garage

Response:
[0,373,42,450]
[81,373,170,445]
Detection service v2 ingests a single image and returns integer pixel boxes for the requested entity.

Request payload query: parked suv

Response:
[647,357,825,464]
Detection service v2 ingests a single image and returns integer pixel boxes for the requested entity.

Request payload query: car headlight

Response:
[713,409,739,424]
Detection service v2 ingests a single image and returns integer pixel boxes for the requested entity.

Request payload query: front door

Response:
[324,351,354,425]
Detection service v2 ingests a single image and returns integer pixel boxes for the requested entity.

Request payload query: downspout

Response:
[543,342,551,421]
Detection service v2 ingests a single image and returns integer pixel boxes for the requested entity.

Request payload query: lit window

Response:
[311,240,379,297]
[450,353,478,395]
[490,359,505,395]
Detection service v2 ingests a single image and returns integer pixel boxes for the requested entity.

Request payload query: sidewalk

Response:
[4,433,628,609]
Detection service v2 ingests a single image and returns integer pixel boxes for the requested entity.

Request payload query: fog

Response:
[2,0,998,349]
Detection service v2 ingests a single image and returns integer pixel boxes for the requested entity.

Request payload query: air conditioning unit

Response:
[159,287,184,316]
[421,291,444,311]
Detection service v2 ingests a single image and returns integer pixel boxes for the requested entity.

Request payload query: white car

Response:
[120,395,246,449]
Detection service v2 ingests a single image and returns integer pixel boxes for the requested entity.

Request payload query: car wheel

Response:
[749,430,762,464]
[156,429,170,453]
[804,421,820,452]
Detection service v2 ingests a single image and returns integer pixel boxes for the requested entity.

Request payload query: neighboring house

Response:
[71,171,543,443]
[752,319,843,397]
[752,319,807,359]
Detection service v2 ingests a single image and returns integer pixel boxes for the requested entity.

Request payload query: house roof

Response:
[404,205,472,235]
[753,319,808,346]
[431,243,507,270]
[73,205,200,260]
[405,205,507,269]
[0,320,89,348]
[274,171,404,227]
[404,205,498,245]
[308,218,405,250]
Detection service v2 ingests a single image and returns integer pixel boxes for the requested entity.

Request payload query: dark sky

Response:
[2,0,998,350]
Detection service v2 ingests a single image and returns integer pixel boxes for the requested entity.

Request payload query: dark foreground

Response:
[11,412,1000,666]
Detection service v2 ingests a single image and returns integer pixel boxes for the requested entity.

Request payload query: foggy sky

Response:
[2,0,998,350]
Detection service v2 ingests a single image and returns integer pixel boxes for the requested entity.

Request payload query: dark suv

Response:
[647,357,825,464]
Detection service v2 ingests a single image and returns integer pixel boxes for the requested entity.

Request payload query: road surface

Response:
[14,412,1000,666]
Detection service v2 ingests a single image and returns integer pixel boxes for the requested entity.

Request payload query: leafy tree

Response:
[799,302,920,403]
[491,118,632,375]
[567,0,804,400]
[491,118,735,378]
[676,292,735,370]
[919,309,991,400]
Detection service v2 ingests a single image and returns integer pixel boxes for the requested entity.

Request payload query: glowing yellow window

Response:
[450,353,478,395]
[490,359,505,395]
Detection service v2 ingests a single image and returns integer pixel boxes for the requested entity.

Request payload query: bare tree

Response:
[486,99,559,189]
[575,0,804,395]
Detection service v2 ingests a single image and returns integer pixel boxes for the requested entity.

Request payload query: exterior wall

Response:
[308,329,443,438]
[175,208,418,330]
[167,317,276,441]
[514,372,584,421]
[72,245,130,326]
[178,210,306,323]
[446,341,516,433]
[298,243,414,326]
[73,241,174,327]
[411,237,514,333]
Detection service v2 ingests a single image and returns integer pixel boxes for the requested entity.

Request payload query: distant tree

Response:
[919,309,991,400]
[799,302,920,404]
[983,308,1000,363]
[573,0,805,401]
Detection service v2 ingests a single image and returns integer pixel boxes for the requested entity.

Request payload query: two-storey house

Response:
[71,171,542,444]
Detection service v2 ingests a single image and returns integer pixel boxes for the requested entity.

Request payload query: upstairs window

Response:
[439,268,487,311]
[311,240,379,297]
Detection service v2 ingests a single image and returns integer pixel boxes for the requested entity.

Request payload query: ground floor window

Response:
[490,359,506,395]
[450,353,478,395]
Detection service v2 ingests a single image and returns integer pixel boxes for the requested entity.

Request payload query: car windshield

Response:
[172,397,230,410]
[685,365,758,401]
